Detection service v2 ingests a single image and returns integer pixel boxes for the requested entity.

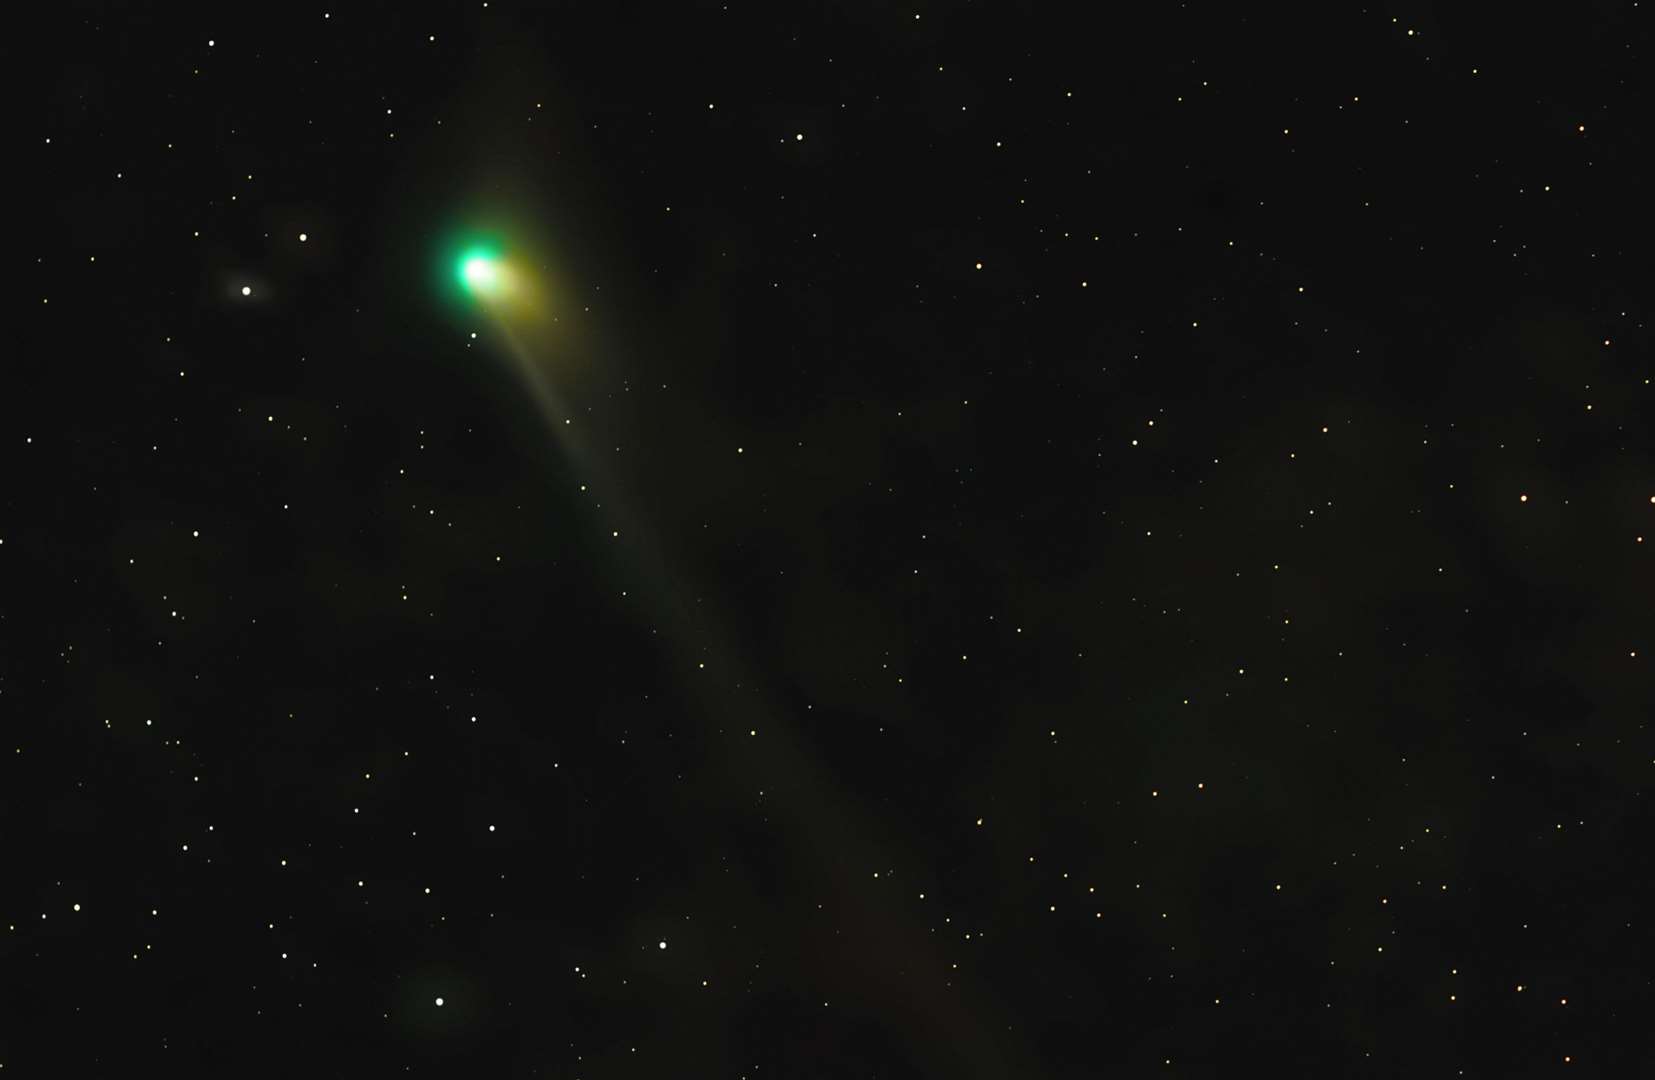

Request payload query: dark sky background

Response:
[11,2,1654,1076]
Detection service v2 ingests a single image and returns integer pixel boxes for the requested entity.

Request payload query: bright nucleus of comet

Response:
[435,219,581,364]
[462,255,497,289]
[456,245,505,298]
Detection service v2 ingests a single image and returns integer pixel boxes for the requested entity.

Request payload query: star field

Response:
[10,2,1654,1076]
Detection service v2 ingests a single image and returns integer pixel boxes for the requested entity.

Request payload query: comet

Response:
[459,252,499,293]
[443,233,550,327]
[433,222,1030,1078]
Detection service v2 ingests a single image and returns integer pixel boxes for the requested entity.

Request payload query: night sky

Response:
[13,2,1654,1076]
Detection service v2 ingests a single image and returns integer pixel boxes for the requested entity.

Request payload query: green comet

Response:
[456,247,502,296]
[436,228,553,331]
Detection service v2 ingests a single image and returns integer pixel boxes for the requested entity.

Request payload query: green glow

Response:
[455,245,503,296]
[463,255,496,288]
[437,227,552,328]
